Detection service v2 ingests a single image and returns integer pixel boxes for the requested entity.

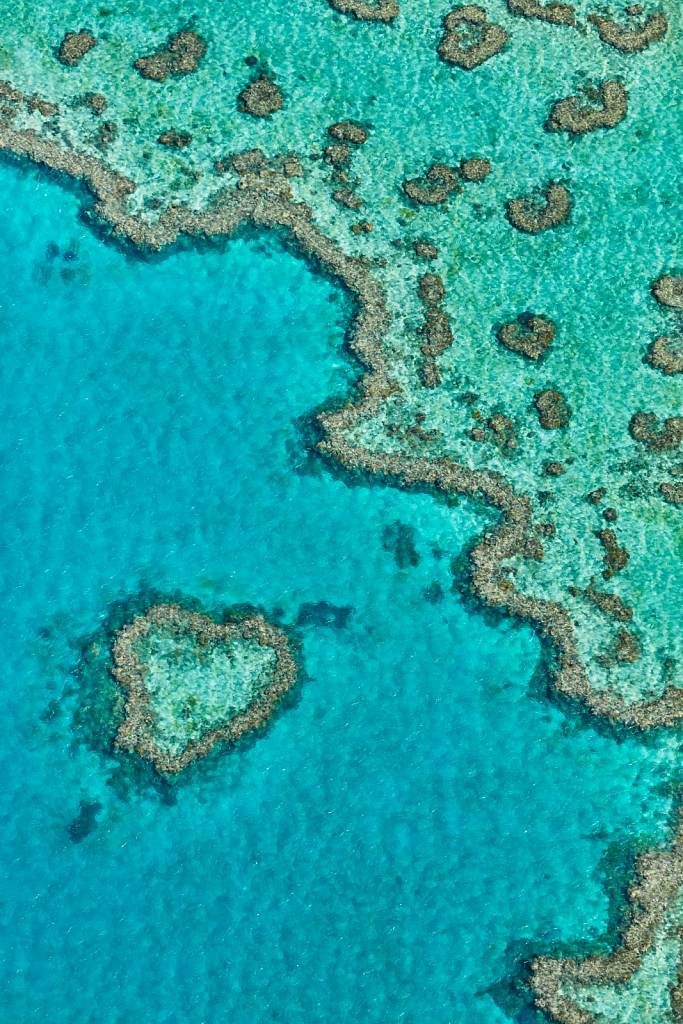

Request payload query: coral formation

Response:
[506,181,572,233]
[157,129,192,148]
[646,335,683,375]
[534,388,572,429]
[589,8,668,52]
[496,313,556,360]
[653,275,683,310]
[532,822,683,1023]
[134,30,206,81]
[326,0,399,21]
[112,603,298,774]
[416,272,453,388]
[438,6,509,70]
[458,156,492,181]
[402,163,460,205]
[546,81,628,135]
[506,0,576,25]
[413,240,439,260]
[629,412,683,451]
[57,31,97,67]
[238,75,284,117]
[328,120,369,145]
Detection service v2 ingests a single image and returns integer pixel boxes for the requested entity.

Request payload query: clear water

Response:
[0,157,678,1023]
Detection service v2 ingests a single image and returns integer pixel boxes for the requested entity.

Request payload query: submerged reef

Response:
[237,75,284,117]
[133,30,206,82]
[438,6,509,69]
[589,8,668,53]
[506,0,575,25]
[647,336,683,375]
[112,603,298,774]
[57,31,97,67]
[506,181,572,233]
[326,0,399,21]
[497,313,556,360]
[0,0,681,1014]
[546,81,628,135]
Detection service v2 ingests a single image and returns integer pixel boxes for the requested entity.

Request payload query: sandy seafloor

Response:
[0,154,678,1024]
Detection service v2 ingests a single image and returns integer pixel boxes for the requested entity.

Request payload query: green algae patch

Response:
[112,603,298,774]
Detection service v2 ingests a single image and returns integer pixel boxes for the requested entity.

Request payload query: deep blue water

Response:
[0,159,676,1023]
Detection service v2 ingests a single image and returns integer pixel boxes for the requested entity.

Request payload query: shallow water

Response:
[0,157,679,1023]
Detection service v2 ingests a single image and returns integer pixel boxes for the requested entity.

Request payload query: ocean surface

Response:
[0,156,679,1023]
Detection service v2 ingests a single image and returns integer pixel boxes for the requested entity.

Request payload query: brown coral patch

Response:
[57,31,97,67]
[534,388,572,429]
[78,92,107,115]
[326,0,399,21]
[507,0,576,24]
[580,584,633,622]
[506,181,572,233]
[402,163,460,206]
[629,412,683,451]
[413,240,439,260]
[497,313,556,360]
[438,6,509,70]
[459,156,492,181]
[134,30,207,82]
[328,120,369,145]
[546,80,628,135]
[645,336,683,375]
[416,272,453,388]
[157,129,192,149]
[660,481,683,506]
[238,75,284,117]
[333,188,363,210]
[589,8,668,52]
[596,528,629,579]
[652,275,683,310]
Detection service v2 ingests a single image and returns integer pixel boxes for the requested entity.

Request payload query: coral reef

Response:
[534,388,572,428]
[589,8,668,53]
[438,6,508,70]
[506,0,576,25]
[112,603,298,774]
[653,275,683,310]
[629,412,683,451]
[506,181,572,233]
[0,42,681,1017]
[238,75,284,117]
[646,335,683,375]
[546,81,628,135]
[134,30,206,81]
[532,821,683,1023]
[57,31,97,67]
[328,120,369,145]
[157,129,192,148]
[496,313,556,360]
[402,163,460,205]
[416,272,454,387]
[326,0,399,22]
[458,156,492,181]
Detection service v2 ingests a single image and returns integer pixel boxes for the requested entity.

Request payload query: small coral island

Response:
[111,603,298,774]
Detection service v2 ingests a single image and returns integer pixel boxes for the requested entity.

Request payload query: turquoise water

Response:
[0,158,678,1023]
